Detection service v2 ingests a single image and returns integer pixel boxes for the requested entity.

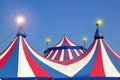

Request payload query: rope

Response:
[0,30,16,44]
[26,28,94,37]
[0,30,17,52]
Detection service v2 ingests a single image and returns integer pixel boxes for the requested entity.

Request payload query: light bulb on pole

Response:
[16,16,25,27]
[45,38,51,49]
[16,16,25,35]
[82,36,88,50]
[95,18,103,28]
[45,38,51,57]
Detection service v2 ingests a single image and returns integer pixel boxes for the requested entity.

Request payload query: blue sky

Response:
[0,0,120,55]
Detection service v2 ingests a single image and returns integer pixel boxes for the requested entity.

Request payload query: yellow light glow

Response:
[95,18,103,28]
[16,16,25,26]
[82,37,88,43]
[45,38,51,44]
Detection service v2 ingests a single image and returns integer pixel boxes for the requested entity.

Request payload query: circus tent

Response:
[0,30,70,78]
[0,23,120,79]
[44,36,84,62]
[72,28,120,77]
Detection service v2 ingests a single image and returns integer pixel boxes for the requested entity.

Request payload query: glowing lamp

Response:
[16,16,25,26]
[82,37,88,44]
[45,38,51,44]
[95,18,103,28]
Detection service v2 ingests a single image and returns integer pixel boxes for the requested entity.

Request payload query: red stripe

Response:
[65,37,71,46]
[66,49,70,60]
[90,39,105,77]
[103,39,120,61]
[0,38,18,68]
[22,38,51,77]
[56,50,62,61]
[72,49,78,57]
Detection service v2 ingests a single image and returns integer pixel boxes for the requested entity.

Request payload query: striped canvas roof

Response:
[0,28,120,79]
[0,35,69,78]
[72,28,120,77]
[45,36,84,62]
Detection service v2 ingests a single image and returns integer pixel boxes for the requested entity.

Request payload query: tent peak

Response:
[94,28,104,39]
[16,26,26,38]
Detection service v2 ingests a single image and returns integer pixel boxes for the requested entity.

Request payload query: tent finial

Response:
[82,36,88,52]
[94,18,104,39]
[44,37,51,57]
[16,15,26,37]
[45,37,51,49]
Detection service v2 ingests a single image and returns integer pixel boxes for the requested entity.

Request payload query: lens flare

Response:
[16,16,25,26]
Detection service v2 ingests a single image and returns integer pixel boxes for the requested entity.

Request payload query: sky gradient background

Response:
[0,0,120,55]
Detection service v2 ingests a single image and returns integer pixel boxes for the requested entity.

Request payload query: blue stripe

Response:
[103,42,120,73]
[70,49,76,60]
[24,42,69,78]
[0,37,19,77]
[1,77,120,80]
[49,46,83,50]
[54,50,60,60]
[48,50,54,58]
[73,42,98,77]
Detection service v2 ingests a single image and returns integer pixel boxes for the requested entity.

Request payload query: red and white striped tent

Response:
[0,27,120,79]
[72,28,120,77]
[44,36,84,62]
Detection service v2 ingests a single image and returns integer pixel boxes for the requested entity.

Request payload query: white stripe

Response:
[0,38,17,60]
[24,38,97,77]
[100,39,120,77]
[51,50,59,60]
[56,38,64,47]
[18,37,34,77]
[68,49,73,60]
[103,40,120,59]
[74,49,80,56]
[78,49,84,54]
[46,50,53,58]
[67,40,98,76]
[60,50,64,61]
[65,37,76,46]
